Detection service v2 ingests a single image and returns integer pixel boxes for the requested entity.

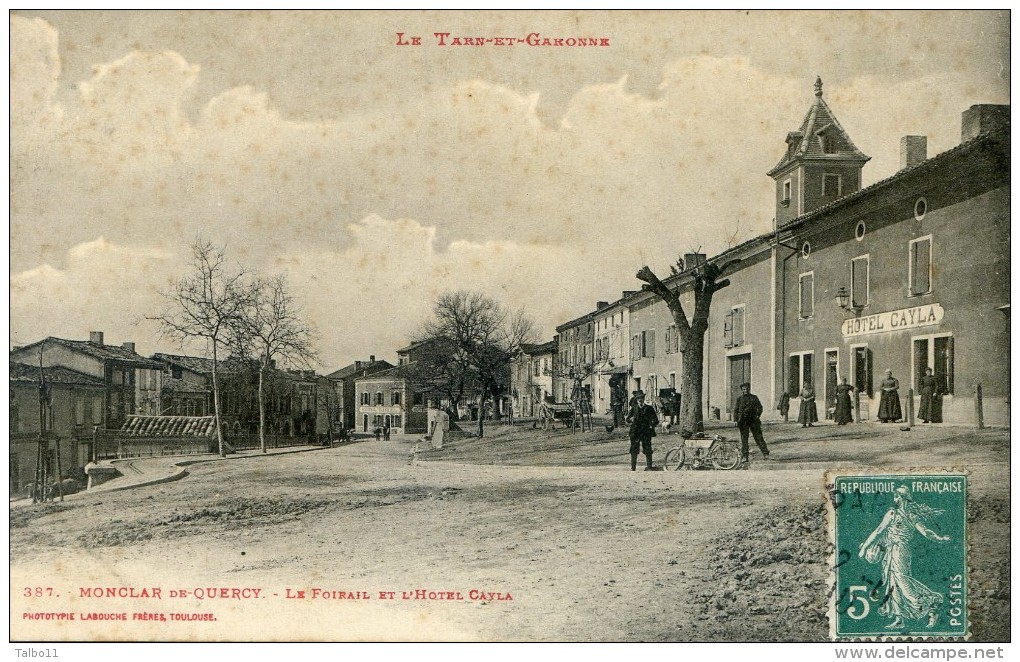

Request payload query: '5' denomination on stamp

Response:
[827,471,967,640]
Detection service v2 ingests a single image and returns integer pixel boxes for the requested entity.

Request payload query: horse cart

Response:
[538,399,576,430]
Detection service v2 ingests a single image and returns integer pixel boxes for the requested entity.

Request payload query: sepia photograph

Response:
[8,9,1011,655]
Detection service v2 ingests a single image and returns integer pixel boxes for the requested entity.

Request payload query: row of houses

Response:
[9,332,339,492]
[512,84,1009,428]
[9,328,455,492]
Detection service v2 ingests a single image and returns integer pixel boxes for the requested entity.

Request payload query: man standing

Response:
[626,390,659,471]
[733,382,771,465]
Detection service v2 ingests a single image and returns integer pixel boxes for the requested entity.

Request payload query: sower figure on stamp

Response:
[858,486,951,629]
[733,382,771,466]
[625,390,658,471]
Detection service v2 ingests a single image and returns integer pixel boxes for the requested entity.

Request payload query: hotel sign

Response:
[841,303,944,337]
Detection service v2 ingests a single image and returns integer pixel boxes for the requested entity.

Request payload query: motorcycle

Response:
[662,431,742,470]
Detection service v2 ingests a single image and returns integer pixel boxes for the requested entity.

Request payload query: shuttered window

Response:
[799,273,814,319]
[910,237,932,295]
[851,256,869,308]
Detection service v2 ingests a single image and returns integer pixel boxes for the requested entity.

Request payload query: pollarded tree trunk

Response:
[679,330,706,433]
[637,259,738,437]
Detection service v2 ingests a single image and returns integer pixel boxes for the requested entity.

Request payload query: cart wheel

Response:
[711,442,742,470]
[663,446,685,471]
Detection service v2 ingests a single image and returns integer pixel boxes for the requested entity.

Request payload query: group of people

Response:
[794,367,943,426]
[624,366,945,470]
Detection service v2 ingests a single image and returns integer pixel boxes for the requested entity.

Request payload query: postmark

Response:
[827,470,968,640]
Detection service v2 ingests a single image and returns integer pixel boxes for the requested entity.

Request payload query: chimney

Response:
[683,253,707,269]
[370,355,376,362]
[961,104,1010,142]
[622,290,637,298]
[899,136,927,170]
[89,331,104,346]
[121,341,136,353]
[355,361,363,370]
[596,301,609,311]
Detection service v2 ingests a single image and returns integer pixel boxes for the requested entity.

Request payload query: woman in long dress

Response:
[834,377,854,425]
[878,369,902,423]
[797,382,818,427]
[858,487,951,629]
[918,367,942,423]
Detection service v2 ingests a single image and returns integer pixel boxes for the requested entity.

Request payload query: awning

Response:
[601,365,630,375]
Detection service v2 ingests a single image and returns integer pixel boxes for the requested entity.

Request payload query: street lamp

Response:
[835,287,863,316]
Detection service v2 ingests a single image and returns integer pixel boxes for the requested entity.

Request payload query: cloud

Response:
[9,15,63,143]
[274,214,648,368]
[10,238,176,350]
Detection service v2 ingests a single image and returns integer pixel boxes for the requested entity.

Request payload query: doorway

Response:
[825,350,839,420]
[728,353,752,416]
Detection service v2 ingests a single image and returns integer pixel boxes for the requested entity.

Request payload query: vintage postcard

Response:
[8,9,1011,655]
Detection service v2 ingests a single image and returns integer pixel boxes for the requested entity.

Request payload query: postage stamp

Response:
[827,471,968,640]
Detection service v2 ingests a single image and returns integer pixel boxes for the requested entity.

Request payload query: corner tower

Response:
[767,77,870,228]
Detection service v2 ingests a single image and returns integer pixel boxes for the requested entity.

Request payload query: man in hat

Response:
[733,382,771,466]
[625,390,659,471]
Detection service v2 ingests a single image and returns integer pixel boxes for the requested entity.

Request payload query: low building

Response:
[593,297,632,415]
[324,356,393,433]
[153,353,322,440]
[353,368,425,435]
[10,332,163,430]
[9,361,106,493]
[153,353,212,417]
[555,310,598,403]
[510,340,557,418]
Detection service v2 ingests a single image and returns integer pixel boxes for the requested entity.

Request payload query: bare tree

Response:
[549,358,605,432]
[417,291,536,438]
[239,274,318,454]
[148,239,258,456]
[636,255,740,433]
[397,337,472,419]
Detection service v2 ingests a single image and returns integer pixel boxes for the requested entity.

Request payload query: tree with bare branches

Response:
[239,274,318,453]
[148,239,258,457]
[397,336,472,420]
[636,255,741,434]
[416,291,535,438]
[549,358,605,433]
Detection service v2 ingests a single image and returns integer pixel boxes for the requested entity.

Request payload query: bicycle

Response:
[662,431,742,471]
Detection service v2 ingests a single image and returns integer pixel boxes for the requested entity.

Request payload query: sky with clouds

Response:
[9,10,1009,370]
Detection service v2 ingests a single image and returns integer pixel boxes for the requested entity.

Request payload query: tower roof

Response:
[767,77,870,177]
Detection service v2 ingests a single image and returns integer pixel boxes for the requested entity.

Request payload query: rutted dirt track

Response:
[9,423,1010,642]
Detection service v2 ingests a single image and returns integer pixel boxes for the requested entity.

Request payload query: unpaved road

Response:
[10,423,1010,642]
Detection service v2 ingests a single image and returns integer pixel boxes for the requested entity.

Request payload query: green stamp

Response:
[827,471,967,640]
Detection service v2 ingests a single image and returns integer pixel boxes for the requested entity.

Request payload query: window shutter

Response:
[935,336,954,394]
[647,330,655,357]
[723,313,733,348]
[732,308,744,346]
[800,274,814,318]
[864,348,873,398]
[852,259,868,307]
[912,239,931,295]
